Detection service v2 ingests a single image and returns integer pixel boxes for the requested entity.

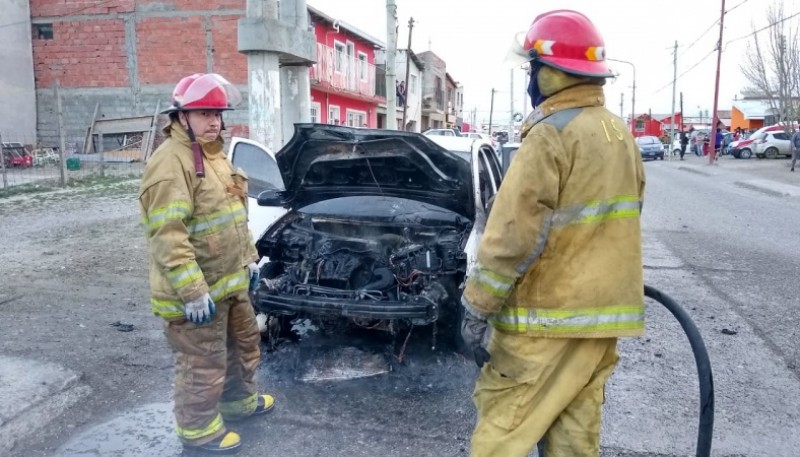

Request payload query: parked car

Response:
[731,125,786,159]
[422,128,462,137]
[229,125,502,352]
[2,143,33,168]
[635,135,664,160]
[499,142,522,173]
[464,131,497,149]
[753,131,793,159]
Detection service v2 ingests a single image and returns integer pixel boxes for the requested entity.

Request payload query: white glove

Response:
[184,293,216,324]
[247,262,260,291]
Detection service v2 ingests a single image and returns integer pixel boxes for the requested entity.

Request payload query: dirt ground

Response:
[0,178,174,456]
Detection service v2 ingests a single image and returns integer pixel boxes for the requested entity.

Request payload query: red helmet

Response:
[162,73,242,113]
[506,10,613,78]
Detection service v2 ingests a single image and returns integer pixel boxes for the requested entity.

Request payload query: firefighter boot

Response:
[223,394,275,422]
[183,431,242,455]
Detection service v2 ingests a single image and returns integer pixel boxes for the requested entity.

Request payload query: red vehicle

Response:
[2,143,33,168]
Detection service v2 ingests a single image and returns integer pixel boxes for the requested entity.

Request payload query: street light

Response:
[608,58,636,134]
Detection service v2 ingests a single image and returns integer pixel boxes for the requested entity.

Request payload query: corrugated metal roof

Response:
[733,99,777,120]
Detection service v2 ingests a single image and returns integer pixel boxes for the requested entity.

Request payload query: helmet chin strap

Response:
[182,112,206,178]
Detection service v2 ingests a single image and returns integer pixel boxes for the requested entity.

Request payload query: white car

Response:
[753,131,793,159]
[228,125,502,351]
[422,128,462,137]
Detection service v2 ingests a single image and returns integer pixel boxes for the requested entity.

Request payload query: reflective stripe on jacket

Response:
[463,84,646,338]
[139,122,259,320]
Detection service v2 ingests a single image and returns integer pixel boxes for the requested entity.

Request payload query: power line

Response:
[678,0,750,58]
[0,0,120,30]
[725,10,800,46]
[725,0,751,14]
[652,48,717,95]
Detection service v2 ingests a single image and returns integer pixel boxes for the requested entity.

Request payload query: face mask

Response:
[527,61,548,109]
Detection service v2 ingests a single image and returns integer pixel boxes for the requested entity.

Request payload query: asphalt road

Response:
[5,154,800,457]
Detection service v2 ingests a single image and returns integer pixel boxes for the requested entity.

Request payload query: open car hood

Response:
[272,124,474,218]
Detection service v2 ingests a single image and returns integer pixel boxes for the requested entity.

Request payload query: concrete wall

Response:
[30,0,250,150]
[0,0,37,143]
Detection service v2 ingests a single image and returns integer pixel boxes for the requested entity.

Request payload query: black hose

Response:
[644,285,715,457]
[537,286,715,457]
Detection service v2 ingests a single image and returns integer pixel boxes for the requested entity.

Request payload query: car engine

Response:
[254,213,471,332]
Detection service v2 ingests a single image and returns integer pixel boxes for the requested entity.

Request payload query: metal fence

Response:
[0,131,147,194]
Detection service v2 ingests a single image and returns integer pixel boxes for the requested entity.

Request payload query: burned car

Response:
[229,125,502,350]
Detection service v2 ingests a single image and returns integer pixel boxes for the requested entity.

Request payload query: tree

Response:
[740,2,800,130]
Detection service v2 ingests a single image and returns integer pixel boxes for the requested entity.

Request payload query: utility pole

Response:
[620,92,624,119]
[55,80,67,187]
[401,17,415,131]
[709,0,726,164]
[243,1,281,150]
[238,0,315,150]
[488,89,496,136]
[279,0,313,142]
[680,92,684,130]
[385,0,398,130]
[522,66,529,119]
[0,132,7,189]
[670,40,678,153]
[509,69,515,142]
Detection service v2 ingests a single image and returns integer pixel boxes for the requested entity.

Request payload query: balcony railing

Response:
[310,43,379,99]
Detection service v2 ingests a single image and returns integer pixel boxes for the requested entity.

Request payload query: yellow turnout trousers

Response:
[471,332,618,457]
[164,291,261,445]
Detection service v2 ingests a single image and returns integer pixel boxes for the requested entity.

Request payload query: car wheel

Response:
[765,147,779,159]
[740,149,752,159]
[659,155,664,160]
[673,148,681,156]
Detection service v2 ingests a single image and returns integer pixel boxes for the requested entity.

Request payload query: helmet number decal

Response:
[600,118,625,143]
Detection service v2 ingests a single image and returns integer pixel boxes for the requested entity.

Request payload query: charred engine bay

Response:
[254,209,471,338]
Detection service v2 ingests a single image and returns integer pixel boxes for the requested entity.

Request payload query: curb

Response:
[0,357,92,454]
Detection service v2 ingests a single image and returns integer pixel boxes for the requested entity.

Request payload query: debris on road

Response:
[721,328,738,335]
[109,321,135,332]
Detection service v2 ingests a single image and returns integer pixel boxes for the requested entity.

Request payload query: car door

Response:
[228,137,287,243]
[464,143,503,271]
[772,132,792,155]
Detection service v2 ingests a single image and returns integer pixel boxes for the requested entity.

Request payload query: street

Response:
[2,153,800,457]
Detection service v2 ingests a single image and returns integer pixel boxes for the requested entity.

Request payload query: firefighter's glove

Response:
[185,293,216,324]
[247,262,260,292]
[461,299,491,368]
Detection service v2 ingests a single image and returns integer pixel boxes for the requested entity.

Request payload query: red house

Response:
[631,112,684,138]
[308,6,386,128]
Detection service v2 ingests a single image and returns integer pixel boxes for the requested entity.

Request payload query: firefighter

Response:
[461,10,646,457]
[139,73,274,454]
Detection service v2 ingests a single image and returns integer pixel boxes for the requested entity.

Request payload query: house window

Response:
[358,52,368,81]
[33,23,53,40]
[310,102,321,123]
[329,105,341,125]
[334,41,346,72]
[347,109,367,127]
[635,119,645,132]
[409,74,418,95]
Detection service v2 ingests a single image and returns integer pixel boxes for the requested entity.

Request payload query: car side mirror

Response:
[257,189,284,207]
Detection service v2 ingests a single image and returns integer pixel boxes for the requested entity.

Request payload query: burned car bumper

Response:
[254,289,439,322]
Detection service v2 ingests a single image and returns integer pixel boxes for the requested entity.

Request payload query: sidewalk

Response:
[662,153,800,196]
[0,356,91,454]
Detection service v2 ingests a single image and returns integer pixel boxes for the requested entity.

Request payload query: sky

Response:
[307,0,800,125]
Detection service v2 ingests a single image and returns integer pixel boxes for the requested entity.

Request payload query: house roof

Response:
[398,49,423,70]
[308,5,385,48]
[733,99,778,120]
[445,72,457,86]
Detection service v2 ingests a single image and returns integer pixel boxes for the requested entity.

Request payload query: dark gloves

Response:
[461,298,491,368]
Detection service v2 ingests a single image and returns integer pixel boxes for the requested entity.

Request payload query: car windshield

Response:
[636,136,660,144]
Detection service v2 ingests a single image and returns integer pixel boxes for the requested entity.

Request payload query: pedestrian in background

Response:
[679,129,689,160]
[461,10,645,457]
[139,73,275,454]
[791,128,800,172]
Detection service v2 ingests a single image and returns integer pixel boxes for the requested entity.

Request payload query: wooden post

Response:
[98,132,105,177]
[84,102,100,154]
[144,100,161,162]
[55,81,68,186]
[0,132,7,189]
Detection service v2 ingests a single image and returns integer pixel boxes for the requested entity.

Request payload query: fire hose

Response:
[533,286,716,457]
